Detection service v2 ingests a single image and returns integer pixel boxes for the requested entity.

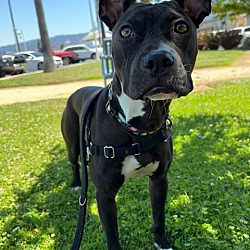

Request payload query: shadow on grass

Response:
[1,144,105,250]
[1,113,249,250]
[167,114,249,249]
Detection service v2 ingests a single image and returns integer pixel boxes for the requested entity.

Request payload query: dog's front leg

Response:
[96,189,122,250]
[149,175,172,249]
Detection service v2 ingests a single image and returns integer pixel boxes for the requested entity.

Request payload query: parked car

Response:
[0,55,26,77]
[15,51,63,72]
[52,50,79,65]
[231,26,250,38]
[63,44,103,61]
[38,48,79,65]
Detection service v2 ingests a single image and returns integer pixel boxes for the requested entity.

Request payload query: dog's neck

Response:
[109,81,171,134]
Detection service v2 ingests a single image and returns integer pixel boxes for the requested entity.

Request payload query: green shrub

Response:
[198,32,220,50]
[218,31,243,50]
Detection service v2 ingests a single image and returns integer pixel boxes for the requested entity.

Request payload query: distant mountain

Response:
[0,33,88,55]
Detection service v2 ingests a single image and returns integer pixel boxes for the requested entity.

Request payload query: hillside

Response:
[0,33,87,55]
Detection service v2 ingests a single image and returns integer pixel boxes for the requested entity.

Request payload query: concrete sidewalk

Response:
[0,79,103,105]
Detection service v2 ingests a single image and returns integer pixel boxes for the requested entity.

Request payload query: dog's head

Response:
[99,0,212,101]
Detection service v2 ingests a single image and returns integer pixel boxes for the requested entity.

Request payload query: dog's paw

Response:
[154,242,173,250]
[73,186,81,191]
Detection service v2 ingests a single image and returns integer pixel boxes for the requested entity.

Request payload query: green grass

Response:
[0,50,245,89]
[0,61,102,89]
[0,80,249,249]
[195,50,244,68]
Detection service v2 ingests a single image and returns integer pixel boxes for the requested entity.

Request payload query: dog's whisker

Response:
[183,64,191,70]
[163,101,168,116]
[148,100,155,119]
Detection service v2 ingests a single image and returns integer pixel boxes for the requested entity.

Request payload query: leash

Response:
[71,87,103,250]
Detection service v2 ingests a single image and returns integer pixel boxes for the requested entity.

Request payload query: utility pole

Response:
[8,0,20,52]
[16,29,27,51]
[88,0,99,60]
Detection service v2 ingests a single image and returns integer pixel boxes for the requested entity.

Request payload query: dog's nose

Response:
[141,51,175,76]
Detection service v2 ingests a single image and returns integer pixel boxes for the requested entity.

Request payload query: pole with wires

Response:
[8,0,20,52]
[88,0,99,60]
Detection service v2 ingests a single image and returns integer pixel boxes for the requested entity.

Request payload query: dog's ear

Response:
[98,0,136,30]
[176,0,212,28]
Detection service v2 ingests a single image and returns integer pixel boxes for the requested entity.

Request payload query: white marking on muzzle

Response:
[149,92,178,101]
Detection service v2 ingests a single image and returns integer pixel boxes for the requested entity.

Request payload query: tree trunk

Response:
[34,0,55,73]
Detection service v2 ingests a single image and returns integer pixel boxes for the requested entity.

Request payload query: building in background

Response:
[81,31,112,47]
[199,13,250,33]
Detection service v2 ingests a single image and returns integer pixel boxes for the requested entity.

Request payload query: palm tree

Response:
[34,0,55,72]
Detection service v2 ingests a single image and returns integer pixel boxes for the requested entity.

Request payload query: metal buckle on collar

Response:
[132,143,141,156]
[104,146,115,158]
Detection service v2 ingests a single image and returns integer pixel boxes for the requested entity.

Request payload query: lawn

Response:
[0,79,249,249]
[0,61,102,89]
[0,50,244,89]
[195,50,243,68]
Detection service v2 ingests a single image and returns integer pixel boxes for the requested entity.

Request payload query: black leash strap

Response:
[71,87,103,250]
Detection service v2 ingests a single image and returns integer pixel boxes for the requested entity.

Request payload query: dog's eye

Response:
[121,26,133,38]
[174,22,189,34]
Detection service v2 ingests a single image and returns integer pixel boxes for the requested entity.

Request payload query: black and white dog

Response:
[61,0,211,249]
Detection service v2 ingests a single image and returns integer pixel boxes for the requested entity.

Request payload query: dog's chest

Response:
[121,155,159,180]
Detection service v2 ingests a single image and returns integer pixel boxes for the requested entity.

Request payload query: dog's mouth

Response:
[143,86,178,101]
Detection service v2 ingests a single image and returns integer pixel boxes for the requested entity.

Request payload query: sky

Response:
[0,0,97,47]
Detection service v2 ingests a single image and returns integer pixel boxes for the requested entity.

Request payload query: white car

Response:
[63,44,103,61]
[15,51,63,72]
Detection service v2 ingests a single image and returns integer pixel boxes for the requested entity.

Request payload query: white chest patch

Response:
[121,155,159,180]
[117,91,145,123]
[154,242,173,250]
